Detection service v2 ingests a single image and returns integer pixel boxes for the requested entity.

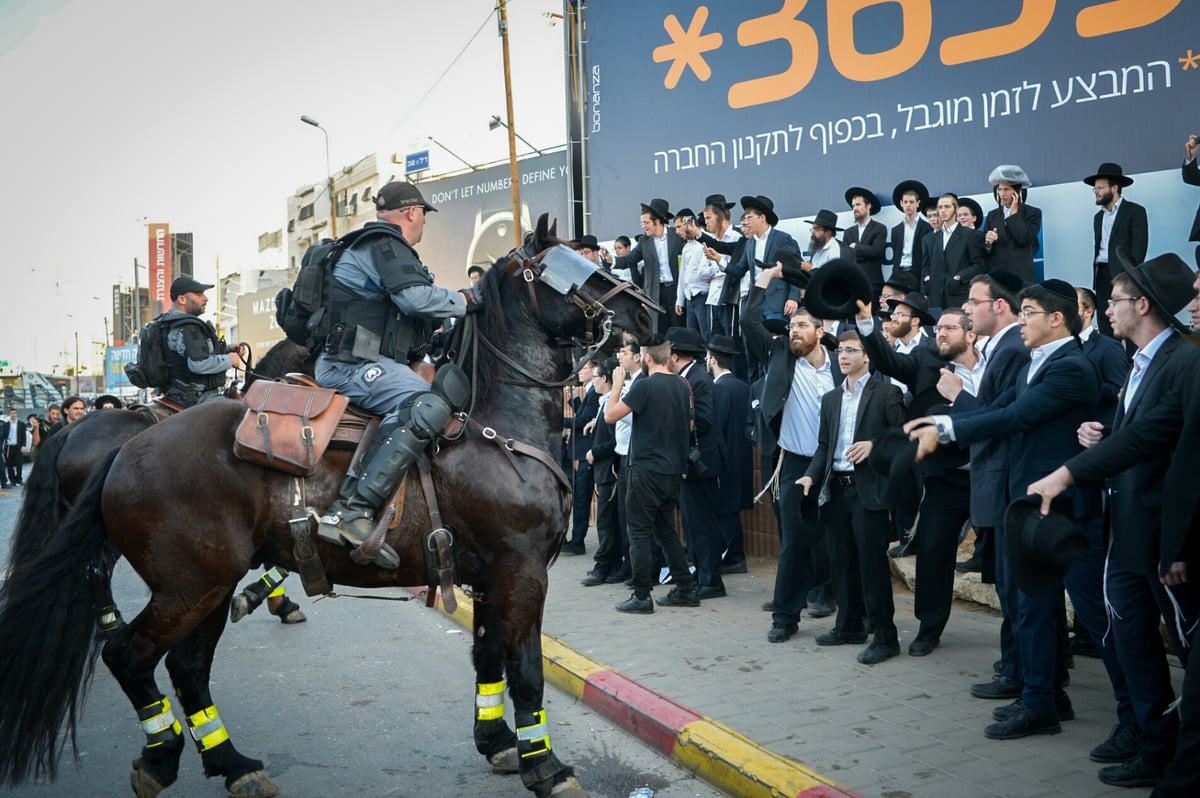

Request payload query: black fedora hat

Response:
[776,251,812,290]
[883,270,919,294]
[781,481,823,546]
[574,234,600,250]
[740,195,779,227]
[845,187,881,215]
[707,334,739,356]
[886,292,937,327]
[867,428,921,520]
[1004,494,1089,597]
[704,193,736,212]
[957,196,984,229]
[762,317,789,336]
[805,208,843,233]
[1116,247,1196,333]
[892,179,929,210]
[666,326,707,355]
[640,198,673,223]
[1083,162,1133,188]
[803,259,874,321]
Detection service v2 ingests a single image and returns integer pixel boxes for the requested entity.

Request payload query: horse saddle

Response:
[233,379,357,477]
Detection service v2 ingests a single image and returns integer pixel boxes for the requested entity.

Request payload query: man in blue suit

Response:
[1076,286,1129,423]
[908,280,1124,742]
[724,195,801,322]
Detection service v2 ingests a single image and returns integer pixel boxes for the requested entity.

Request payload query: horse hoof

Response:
[278,608,307,624]
[130,758,167,798]
[226,770,279,798]
[549,775,588,797]
[230,595,251,623]
[488,746,519,774]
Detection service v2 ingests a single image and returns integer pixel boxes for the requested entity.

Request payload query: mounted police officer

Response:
[315,181,477,568]
[161,277,245,406]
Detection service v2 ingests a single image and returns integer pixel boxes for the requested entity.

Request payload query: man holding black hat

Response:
[983,165,1042,286]
[890,180,933,276]
[1087,162,1149,333]
[609,198,684,333]
[314,181,472,569]
[152,276,245,406]
[725,195,801,323]
[842,187,888,296]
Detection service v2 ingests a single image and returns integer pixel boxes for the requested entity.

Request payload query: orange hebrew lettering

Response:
[1077,0,1180,38]
[829,0,932,82]
[941,0,1054,66]
[727,0,819,109]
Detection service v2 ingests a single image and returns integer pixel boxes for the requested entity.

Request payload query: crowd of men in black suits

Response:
[559,141,1200,796]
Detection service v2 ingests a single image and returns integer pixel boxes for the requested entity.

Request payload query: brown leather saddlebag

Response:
[234,381,350,476]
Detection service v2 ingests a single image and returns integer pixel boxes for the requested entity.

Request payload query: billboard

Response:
[582,1,1198,284]
[105,344,137,390]
[415,152,570,286]
[236,287,287,355]
[148,222,172,316]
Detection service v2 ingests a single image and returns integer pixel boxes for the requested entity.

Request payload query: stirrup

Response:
[317,510,400,569]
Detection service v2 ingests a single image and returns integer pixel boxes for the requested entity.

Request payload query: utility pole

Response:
[498,0,522,248]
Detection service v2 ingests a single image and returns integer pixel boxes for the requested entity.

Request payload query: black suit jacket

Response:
[920,225,985,310]
[889,218,933,274]
[1,420,28,454]
[611,229,684,309]
[982,204,1042,286]
[1184,158,1200,242]
[565,386,598,460]
[842,219,888,288]
[1093,199,1148,265]
[727,228,801,319]
[804,376,904,511]
[712,372,753,513]
[682,360,720,481]
[1081,331,1130,424]
[589,399,618,486]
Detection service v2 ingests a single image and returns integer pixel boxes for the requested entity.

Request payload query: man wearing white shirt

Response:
[608,198,684,332]
[1086,162,1148,334]
[890,180,933,276]
[673,209,720,341]
[803,209,845,272]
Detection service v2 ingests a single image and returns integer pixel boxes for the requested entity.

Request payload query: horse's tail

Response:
[7,426,72,567]
[0,448,120,786]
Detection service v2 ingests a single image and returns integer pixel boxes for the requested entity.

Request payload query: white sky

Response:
[0,0,566,372]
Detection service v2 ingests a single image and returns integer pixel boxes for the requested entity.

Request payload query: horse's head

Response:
[491,214,658,353]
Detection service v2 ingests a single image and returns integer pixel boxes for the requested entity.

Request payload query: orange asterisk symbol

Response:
[1181,49,1200,70]
[653,6,723,89]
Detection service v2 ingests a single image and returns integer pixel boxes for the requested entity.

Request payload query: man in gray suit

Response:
[609,198,684,333]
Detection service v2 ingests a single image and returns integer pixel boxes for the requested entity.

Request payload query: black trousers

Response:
[3,446,21,484]
[567,461,593,545]
[680,477,724,590]
[913,470,971,642]
[656,282,683,334]
[1155,620,1200,797]
[772,452,816,626]
[824,478,896,642]
[590,477,624,576]
[625,465,692,597]
[1093,261,1115,336]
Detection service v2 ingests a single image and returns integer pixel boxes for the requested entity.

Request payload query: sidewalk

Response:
[435,547,1181,798]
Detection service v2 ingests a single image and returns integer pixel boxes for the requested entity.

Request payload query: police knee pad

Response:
[405,392,452,440]
[431,362,470,412]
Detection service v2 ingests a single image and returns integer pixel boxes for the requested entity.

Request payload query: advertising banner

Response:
[236,287,287,355]
[105,344,137,389]
[147,222,172,316]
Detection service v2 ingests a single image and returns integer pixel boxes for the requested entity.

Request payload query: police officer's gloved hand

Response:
[459,286,484,314]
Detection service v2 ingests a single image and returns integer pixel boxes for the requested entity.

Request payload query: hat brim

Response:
[740,196,778,227]
[845,187,881,215]
[762,318,789,336]
[781,482,823,546]
[1116,247,1192,333]
[1083,173,1133,188]
[1004,495,1088,597]
[804,217,843,233]
[885,298,937,328]
[707,342,739,356]
[892,180,929,210]
[868,428,921,517]
[640,202,671,223]
[776,252,812,289]
[803,259,874,321]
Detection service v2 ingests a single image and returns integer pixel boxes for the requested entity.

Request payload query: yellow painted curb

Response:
[542,636,607,700]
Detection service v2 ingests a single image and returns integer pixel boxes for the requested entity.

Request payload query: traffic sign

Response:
[405,150,429,174]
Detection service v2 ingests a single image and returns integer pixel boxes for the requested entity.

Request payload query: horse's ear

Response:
[548,218,558,241]
[535,213,550,246]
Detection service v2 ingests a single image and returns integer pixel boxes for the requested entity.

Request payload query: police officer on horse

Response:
[315,181,478,568]
[161,277,246,406]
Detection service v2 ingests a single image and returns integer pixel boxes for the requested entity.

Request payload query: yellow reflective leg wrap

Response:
[98,604,125,634]
[186,705,230,752]
[267,585,285,598]
[515,708,551,759]
[260,566,288,598]
[475,680,506,721]
[136,697,182,748]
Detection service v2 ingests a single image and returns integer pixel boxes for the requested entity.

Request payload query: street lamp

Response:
[488,114,545,156]
[300,115,337,238]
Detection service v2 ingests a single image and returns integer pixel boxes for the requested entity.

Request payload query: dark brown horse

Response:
[0,224,656,798]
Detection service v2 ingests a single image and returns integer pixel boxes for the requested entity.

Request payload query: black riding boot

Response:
[318,392,451,568]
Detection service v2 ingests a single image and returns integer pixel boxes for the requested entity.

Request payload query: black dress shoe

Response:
[993,658,1003,675]
[656,586,700,607]
[761,600,776,612]
[604,568,631,584]
[698,586,727,599]
[580,571,608,587]
[815,629,868,646]
[983,706,1061,740]
[615,594,653,614]
[807,599,836,619]
[767,622,799,643]
[970,676,1022,699]
[1098,756,1165,788]
[720,560,748,575]
[992,693,1074,723]
[857,640,900,665]
[1089,722,1139,763]
[561,542,585,556]
[907,637,940,657]
[955,556,982,573]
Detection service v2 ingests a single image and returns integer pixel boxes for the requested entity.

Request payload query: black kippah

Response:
[1039,278,1077,301]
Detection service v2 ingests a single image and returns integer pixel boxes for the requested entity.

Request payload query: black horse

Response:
[0,220,656,798]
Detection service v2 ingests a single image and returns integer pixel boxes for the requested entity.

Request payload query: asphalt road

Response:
[0,473,721,798]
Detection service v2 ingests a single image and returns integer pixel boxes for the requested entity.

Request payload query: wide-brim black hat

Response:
[1083,162,1133,188]
[574,234,600,250]
[883,270,919,294]
[707,334,739,356]
[805,208,843,232]
[740,195,779,227]
[1004,494,1089,597]
[868,428,921,519]
[776,252,812,290]
[666,326,707,355]
[641,198,673,223]
[762,317,789,336]
[886,293,937,327]
[803,259,874,321]
[781,481,823,546]
[704,193,736,212]
[845,187,881,216]
[1116,247,1196,334]
[957,196,984,228]
[892,180,929,210]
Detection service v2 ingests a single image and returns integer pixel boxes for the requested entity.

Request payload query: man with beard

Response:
[804,209,844,272]
[743,264,842,643]
[1087,162,1148,333]
[842,187,888,296]
[856,302,981,655]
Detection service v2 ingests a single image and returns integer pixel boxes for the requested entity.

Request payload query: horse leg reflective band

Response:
[137,697,182,748]
[514,708,551,759]
[186,704,230,752]
[260,566,288,597]
[98,604,126,634]
[475,680,506,721]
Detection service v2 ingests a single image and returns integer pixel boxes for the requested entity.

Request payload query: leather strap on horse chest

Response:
[466,418,572,495]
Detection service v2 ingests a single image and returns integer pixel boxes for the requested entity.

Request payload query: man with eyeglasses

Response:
[1086,162,1148,334]
[674,209,719,342]
[1076,286,1130,423]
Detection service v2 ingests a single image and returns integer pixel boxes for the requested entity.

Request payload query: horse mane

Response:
[250,339,311,381]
